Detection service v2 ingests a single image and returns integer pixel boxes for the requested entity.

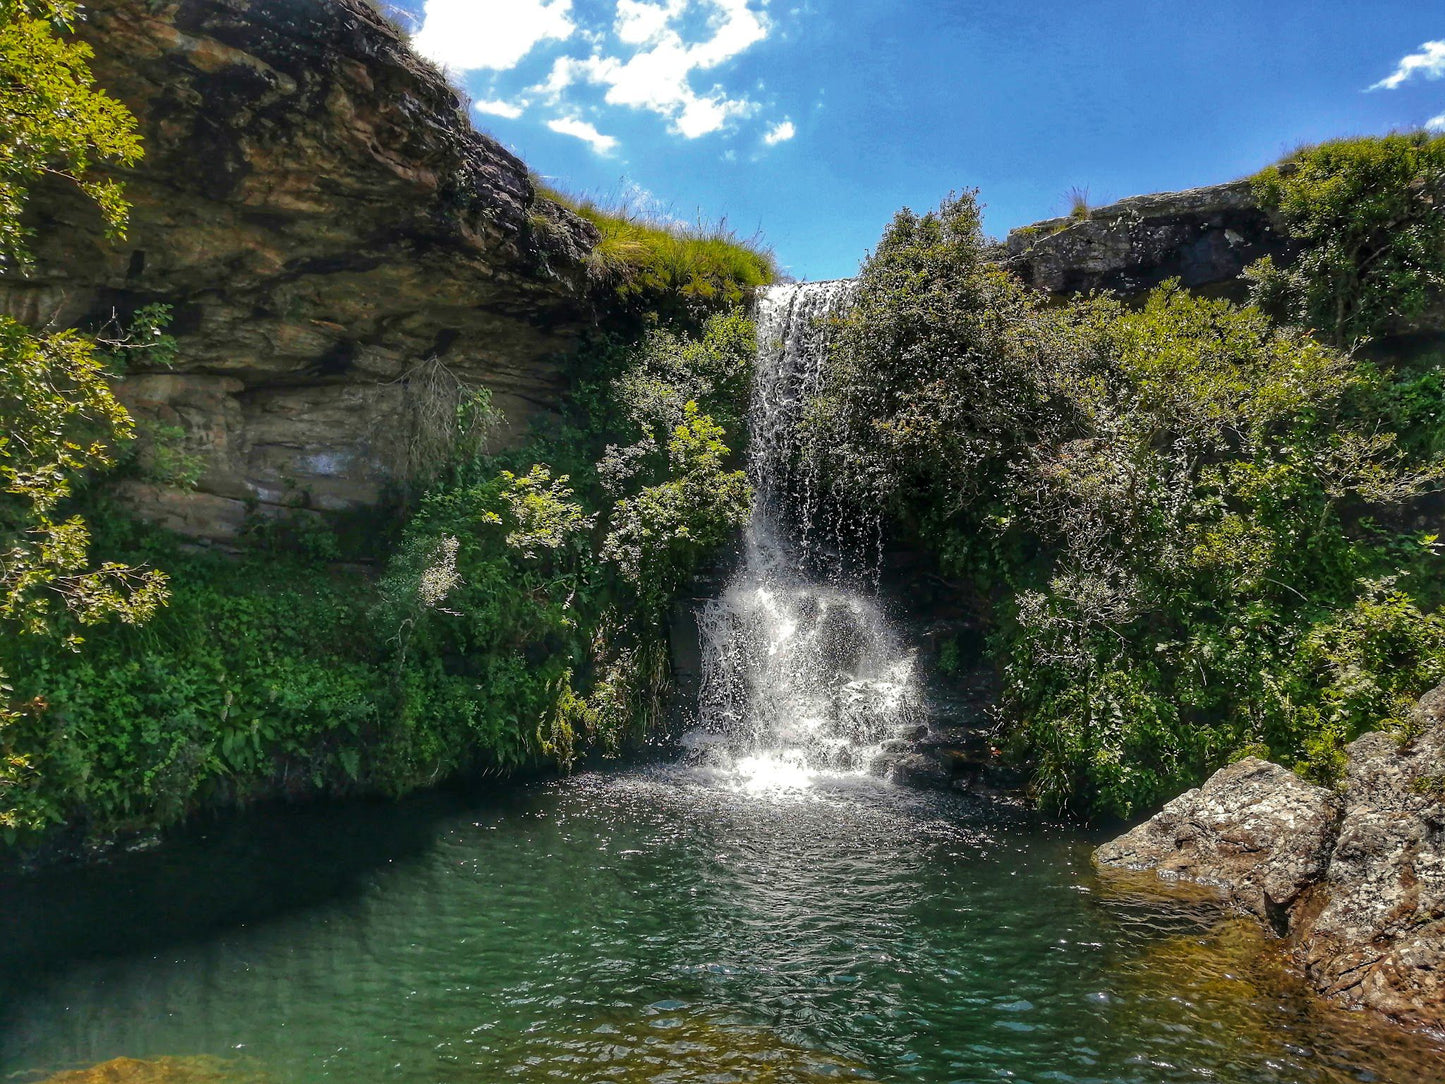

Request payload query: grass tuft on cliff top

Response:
[535,181,779,312]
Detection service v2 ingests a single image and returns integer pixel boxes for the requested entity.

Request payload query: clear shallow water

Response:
[3,766,1443,1084]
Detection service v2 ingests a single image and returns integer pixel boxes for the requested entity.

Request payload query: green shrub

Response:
[535,183,778,321]
[1,312,758,846]
[1248,132,1445,346]
[813,190,1445,819]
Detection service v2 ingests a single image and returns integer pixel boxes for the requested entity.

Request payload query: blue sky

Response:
[385,1,1445,281]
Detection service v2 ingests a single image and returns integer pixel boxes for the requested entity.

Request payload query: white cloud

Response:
[615,0,688,45]
[763,119,795,144]
[545,0,769,139]
[547,116,619,154]
[475,99,525,119]
[1370,40,1445,90]
[413,0,576,73]
[688,0,769,67]
[539,55,587,99]
[1429,112,1445,132]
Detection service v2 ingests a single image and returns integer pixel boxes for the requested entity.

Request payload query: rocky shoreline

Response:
[1096,682,1445,1033]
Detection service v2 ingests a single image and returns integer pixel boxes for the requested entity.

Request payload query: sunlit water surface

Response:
[3,765,1443,1084]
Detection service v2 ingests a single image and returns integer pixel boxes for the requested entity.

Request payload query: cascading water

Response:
[691,282,921,791]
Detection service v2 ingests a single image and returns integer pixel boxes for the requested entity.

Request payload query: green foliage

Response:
[373,466,597,778]
[0,2,164,837]
[1413,773,1445,801]
[0,528,382,837]
[0,311,758,845]
[1248,133,1445,346]
[594,313,755,613]
[0,319,169,645]
[0,2,161,648]
[604,403,751,614]
[535,182,778,320]
[608,309,757,440]
[0,0,142,273]
[96,303,179,373]
[817,191,1445,819]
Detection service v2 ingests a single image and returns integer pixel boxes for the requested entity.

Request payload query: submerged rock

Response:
[39,1056,270,1083]
[1096,682,1445,1032]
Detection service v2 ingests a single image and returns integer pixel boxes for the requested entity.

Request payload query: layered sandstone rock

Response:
[2,0,597,538]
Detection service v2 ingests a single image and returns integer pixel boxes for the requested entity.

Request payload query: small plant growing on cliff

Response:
[1067,186,1092,221]
[535,181,778,321]
[1413,773,1445,801]
[391,357,503,499]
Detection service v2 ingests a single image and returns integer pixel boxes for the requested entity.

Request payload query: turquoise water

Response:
[3,766,1442,1083]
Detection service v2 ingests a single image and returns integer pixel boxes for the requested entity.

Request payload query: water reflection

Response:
[2,769,1442,1084]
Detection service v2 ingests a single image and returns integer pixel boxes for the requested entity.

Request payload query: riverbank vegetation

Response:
[0,4,764,849]
[0,310,758,845]
[810,134,1445,818]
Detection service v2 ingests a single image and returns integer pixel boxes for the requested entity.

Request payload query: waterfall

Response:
[690,282,921,791]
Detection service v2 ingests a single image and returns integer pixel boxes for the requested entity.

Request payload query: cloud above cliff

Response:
[541,0,770,139]
[474,98,525,119]
[547,116,620,154]
[1369,40,1445,91]
[412,0,576,73]
[411,0,785,153]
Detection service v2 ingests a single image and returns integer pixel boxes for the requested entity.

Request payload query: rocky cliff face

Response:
[1006,179,1296,300]
[1096,684,1445,1032]
[2,0,597,540]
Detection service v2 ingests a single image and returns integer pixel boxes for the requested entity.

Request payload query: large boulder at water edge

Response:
[1094,757,1341,926]
[1096,682,1445,1031]
[1296,686,1445,1028]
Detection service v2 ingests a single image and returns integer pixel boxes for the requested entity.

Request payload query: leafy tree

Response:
[604,402,751,613]
[0,0,141,272]
[816,191,1445,818]
[1248,133,1445,347]
[0,0,161,833]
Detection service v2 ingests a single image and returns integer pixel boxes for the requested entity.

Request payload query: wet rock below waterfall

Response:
[868,664,1025,798]
[1095,681,1445,1032]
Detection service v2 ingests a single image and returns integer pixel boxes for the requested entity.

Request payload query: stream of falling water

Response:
[690,282,922,792]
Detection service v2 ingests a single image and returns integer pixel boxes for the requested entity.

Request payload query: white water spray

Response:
[691,283,921,792]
